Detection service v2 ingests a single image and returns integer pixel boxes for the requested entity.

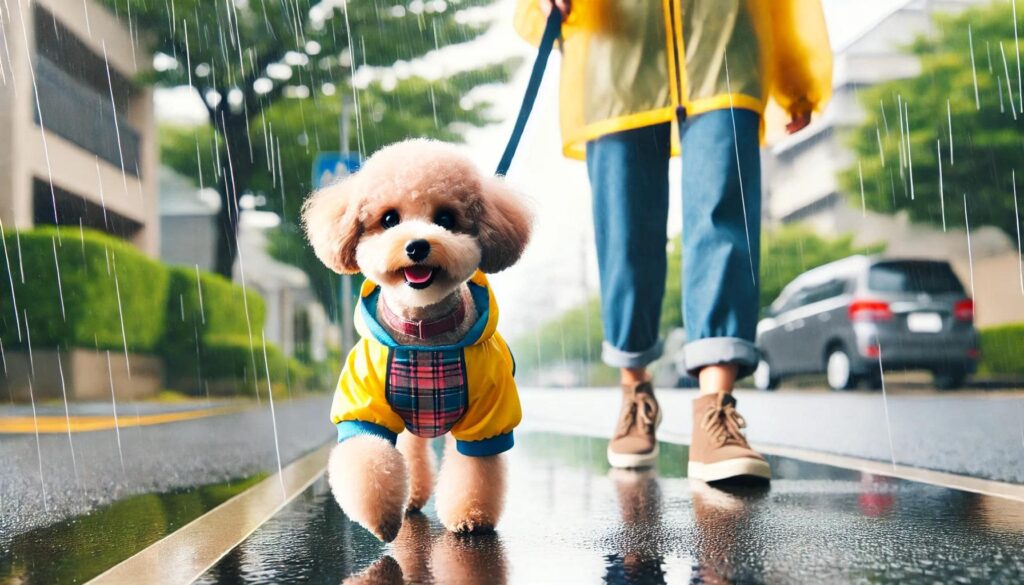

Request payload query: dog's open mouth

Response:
[403,266,437,289]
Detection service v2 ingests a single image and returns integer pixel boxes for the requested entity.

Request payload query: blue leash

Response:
[495,9,563,176]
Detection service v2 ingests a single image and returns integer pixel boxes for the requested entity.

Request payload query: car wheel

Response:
[754,358,779,391]
[826,347,857,391]
[933,369,966,391]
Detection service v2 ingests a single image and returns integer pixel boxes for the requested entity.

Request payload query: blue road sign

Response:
[312,152,362,189]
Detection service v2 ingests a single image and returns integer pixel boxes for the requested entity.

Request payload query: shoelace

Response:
[700,399,749,447]
[615,391,658,438]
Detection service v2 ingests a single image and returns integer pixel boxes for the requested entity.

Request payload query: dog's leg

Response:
[327,435,408,542]
[396,432,436,513]
[434,437,507,533]
[432,532,509,585]
[391,513,433,583]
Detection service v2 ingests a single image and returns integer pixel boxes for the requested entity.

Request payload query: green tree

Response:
[160,60,513,315]
[841,2,1024,237]
[105,0,507,278]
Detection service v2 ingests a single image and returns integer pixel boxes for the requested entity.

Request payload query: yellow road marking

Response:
[0,405,249,434]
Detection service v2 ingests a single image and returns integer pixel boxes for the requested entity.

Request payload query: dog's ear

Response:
[301,178,363,275]
[476,177,533,273]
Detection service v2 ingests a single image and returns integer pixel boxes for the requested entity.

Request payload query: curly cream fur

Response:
[327,436,409,542]
[435,437,508,533]
[306,139,530,541]
[396,432,436,513]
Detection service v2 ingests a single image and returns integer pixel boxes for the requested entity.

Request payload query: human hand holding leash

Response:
[786,111,812,134]
[538,0,570,19]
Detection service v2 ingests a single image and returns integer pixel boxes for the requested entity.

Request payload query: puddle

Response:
[197,433,1024,584]
[0,474,266,584]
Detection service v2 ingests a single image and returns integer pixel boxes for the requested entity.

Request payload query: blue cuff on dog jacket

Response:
[456,431,514,457]
[337,421,398,445]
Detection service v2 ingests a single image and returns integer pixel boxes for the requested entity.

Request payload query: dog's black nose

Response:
[405,239,430,262]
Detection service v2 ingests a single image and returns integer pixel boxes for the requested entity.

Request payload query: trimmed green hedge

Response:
[978,324,1024,376]
[162,266,266,353]
[0,227,168,353]
[166,335,290,396]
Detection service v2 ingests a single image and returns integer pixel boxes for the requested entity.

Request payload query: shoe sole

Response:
[607,443,660,469]
[688,458,772,482]
[606,405,663,469]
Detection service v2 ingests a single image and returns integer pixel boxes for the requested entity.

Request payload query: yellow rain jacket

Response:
[514,0,833,159]
[330,271,521,457]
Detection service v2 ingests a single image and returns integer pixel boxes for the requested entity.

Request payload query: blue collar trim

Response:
[359,282,490,350]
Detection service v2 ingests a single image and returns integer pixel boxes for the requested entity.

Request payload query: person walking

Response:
[514,0,832,480]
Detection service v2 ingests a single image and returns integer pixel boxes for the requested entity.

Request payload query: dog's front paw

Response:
[341,555,404,585]
[438,504,498,534]
[327,435,409,542]
[435,450,507,534]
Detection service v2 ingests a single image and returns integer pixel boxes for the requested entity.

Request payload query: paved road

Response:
[521,387,1024,484]
[197,433,1024,584]
[0,394,334,542]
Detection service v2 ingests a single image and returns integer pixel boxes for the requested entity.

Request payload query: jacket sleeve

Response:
[513,0,581,46]
[451,334,521,444]
[330,338,405,435]
[513,0,546,47]
[766,0,834,115]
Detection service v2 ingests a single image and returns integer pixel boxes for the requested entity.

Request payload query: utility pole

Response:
[339,95,356,352]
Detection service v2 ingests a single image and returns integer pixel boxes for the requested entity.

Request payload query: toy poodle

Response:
[302,138,532,542]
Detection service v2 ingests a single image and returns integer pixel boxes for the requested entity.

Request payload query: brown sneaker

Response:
[607,381,661,468]
[688,392,770,482]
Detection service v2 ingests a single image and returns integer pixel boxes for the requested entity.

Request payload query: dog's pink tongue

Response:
[404,266,434,284]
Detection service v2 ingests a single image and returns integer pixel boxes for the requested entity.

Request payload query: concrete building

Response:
[767,0,981,225]
[159,167,219,271]
[764,0,1024,327]
[0,0,157,254]
[232,211,331,362]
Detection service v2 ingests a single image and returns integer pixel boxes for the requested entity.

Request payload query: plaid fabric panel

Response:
[385,348,468,438]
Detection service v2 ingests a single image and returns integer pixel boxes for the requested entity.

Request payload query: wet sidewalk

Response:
[196,433,1024,584]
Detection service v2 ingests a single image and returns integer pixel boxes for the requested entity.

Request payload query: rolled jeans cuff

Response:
[602,340,663,369]
[684,337,760,378]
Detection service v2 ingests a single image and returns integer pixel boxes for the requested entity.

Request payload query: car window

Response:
[868,262,965,294]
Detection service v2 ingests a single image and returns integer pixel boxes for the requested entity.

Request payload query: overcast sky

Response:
[156,0,908,338]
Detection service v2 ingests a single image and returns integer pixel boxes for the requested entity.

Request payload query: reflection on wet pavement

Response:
[0,474,266,584]
[198,433,1024,584]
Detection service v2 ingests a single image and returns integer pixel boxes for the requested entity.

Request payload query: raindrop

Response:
[947,99,954,165]
[56,350,81,487]
[937,140,946,232]
[1013,170,1023,294]
[858,160,866,217]
[112,258,131,378]
[1015,0,1022,113]
[26,378,48,513]
[724,55,756,287]
[51,238,65,321]
[101,41,130,194]
[0,218,21,341]
[877,340,896,469]
[875,125,885,166]
[195,264,206,324]
[964,193,976,298]
[106,351,125,474]
[261,330,286,499]
[969,24,980,110]
[1000,42,1018,119]
[903,100,914,200]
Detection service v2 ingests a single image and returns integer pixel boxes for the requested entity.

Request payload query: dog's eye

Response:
[434,210,456,230]
[381,210,401,229]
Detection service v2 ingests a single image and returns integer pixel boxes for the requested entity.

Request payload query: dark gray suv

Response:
[754,256,979,391]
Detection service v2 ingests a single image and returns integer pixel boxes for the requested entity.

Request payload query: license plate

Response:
[907,312,943,333]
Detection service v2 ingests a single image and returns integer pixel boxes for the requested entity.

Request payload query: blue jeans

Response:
[587,109,761,378]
